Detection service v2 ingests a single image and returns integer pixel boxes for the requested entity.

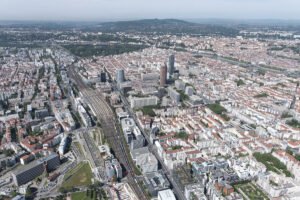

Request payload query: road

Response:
[194,51,289,75]
[68,66,147,199]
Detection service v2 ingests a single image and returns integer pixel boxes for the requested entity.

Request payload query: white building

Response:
[105,161,116,180]
[131,147,158,174]
[168,87,181,104]
[54,110,75,131]
[158,189,176,200]
[78,104,92,127]
[185,183,206,200]
[121,118,145,150]
[272,150,300,180]
[185,86,194,96]
[58,135,68,155]
[257,173,300,199]
[175,80,186,91]
[130,96,158,109]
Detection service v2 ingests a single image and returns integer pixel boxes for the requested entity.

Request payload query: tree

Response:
[0,100,9,111]
[235,79,245,86]
[257,69,266,76]
[59,187,68,194]
[281,112,292,119]
[25,187,34,199]
[286,119,300,128]
[10,127,18,142]
[4,149,15,157]
[175,131,188,140]
[111,175,117,183]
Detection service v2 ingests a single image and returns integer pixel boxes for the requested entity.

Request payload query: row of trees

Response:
[253,152,292,177]
[64,44,148,58]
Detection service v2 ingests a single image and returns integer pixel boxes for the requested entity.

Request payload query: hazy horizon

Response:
[0,0,300,22]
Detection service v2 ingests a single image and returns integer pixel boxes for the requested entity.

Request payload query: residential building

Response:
[185,86,194,96]
[143,171,171,196]
[12,153,60,186]
[168,87,181,104]
[184,183,206,200]
[175,80,185,91]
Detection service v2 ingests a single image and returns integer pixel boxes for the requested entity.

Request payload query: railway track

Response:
[68,66,147,199]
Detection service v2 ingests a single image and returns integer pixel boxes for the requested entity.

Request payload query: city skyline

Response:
[0,1,300,199]
[0,0,300,21]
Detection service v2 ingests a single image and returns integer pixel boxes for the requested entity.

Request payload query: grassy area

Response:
[71,191,94,200]
[207,103,230,121]
[93,131,97,141]
[61,162,93,189]
[208,103,227,115]
[99,129,106,145]
[71,189,108,200]
[233,182,269,200]
[253,152,292,177]
[73,141,84,156]
[91,129,103,145]
[139,105,160,117]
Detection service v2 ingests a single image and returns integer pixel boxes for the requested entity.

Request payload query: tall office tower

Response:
[168,54,175,76]
[116,69,125,84]
[160,64,167,87]
[100,71,106,82]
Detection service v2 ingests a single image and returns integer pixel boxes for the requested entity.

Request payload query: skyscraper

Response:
[116,69,125,84]
[160,64,167,87]
[100,71,106,82]
[168,54,175,76]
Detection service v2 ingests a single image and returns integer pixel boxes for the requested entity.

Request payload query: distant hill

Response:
[96,19,239,36]
[101,19,192,27]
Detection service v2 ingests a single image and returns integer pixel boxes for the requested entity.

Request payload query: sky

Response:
[0,0,299,21]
